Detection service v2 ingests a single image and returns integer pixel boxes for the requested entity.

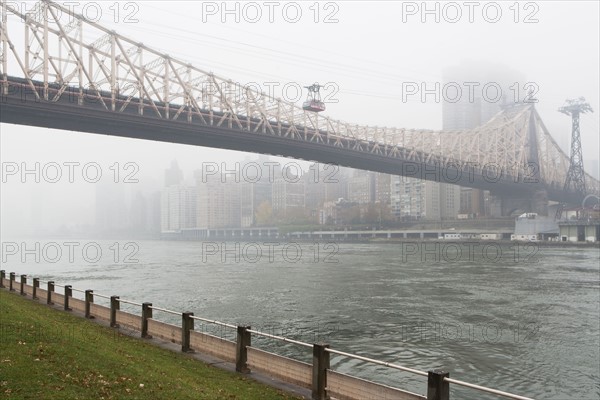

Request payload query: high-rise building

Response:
[375,173,392,205]
[238,160,273,228]
[165,160,183,187]
[160,185,197,232]
[440,183,460,220]
[325,166,350,202]
[239,157,275,227]
[272,168,305,217]
[181,186,197,228]
[160,160,197,232]
[348,170,376,204]
[195,171,240,229]
[442,62,526,130]
[240,180,272,227]
[390,177,458,221]
[304,163,328,210]
[392,177,423,220]
[95,180,128,234]
[442,62,526,218]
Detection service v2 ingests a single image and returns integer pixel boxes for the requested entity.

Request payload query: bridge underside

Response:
[0,83,581,208]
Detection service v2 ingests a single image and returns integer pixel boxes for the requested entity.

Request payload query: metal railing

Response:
[247,328,313,349]
[444,378,533,400]
[325,348,428,377]
[190,315,237,330]
[118,298,143,307]
[148,305,180,315]
[0,270,535,400]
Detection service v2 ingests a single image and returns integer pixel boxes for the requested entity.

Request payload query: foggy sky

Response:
[1,0,599,237]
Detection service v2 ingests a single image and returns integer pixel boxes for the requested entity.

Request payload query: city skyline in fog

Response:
[1,1,599,237]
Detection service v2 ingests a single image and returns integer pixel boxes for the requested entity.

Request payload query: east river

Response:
[2,239,599,399]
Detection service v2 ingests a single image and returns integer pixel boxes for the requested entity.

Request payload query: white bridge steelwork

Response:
[1,0,598,206]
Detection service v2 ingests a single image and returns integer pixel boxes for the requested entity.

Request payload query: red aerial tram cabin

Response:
[302,83,326,112]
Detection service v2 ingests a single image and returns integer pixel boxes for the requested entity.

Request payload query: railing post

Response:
[182,312,194,353]
[427,370,450,400]
[110,296,120,328]
[47,281,54,305]
[0,270,5,288]
[85,290,94,319]
[64,285,72,311]
[312,343,330,400]
[141,302,152,338]
[235,325,251,373]
[9,272,15,291]
[20,274,26,295]
[32,278,39,299]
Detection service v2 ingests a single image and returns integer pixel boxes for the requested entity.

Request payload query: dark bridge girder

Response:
[0,78,581,206]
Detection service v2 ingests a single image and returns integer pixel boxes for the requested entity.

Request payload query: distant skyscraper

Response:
[442,61,526,130]
[240,180,272,227]
[442,61,525,218]
[160,185,197,232]
[304,180,327,210]
[391,177,458,221]
[325,166,350,202]
[375,173,392,205]
[459,186,484,216]
[165,160,183,187]
[440,183,460,220]
[272,167,305,217]
[160,161,196,232]
[95,180,128,234]
[304,163,328,210]
[348,170,376,204]
[181,187,197,228]
[195,171,240,229]
[392,177,426,219]
[239,160,273,228]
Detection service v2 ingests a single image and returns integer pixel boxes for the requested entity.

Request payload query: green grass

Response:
[0,290,303,400]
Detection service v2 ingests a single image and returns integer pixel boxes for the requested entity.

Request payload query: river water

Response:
[2,239,599,399]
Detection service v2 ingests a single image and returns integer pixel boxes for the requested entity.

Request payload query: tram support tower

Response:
[555,97,593,219]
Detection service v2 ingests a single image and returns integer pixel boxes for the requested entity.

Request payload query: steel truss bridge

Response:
[1,0,598,208]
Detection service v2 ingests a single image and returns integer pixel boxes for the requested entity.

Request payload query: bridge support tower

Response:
[499,189,549,216]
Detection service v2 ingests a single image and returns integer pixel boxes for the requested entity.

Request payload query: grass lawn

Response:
[0,290,303,399]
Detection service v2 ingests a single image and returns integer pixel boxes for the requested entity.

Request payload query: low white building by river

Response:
[512,213,559,241]
[559,221,600,242]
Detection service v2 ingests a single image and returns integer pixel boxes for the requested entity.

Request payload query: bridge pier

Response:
[499,189,549,216]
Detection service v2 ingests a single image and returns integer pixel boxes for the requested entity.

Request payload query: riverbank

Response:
[274,236,599,248]
[155,235,600,248]
[0,290,302,400]
[364,238,600,247]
